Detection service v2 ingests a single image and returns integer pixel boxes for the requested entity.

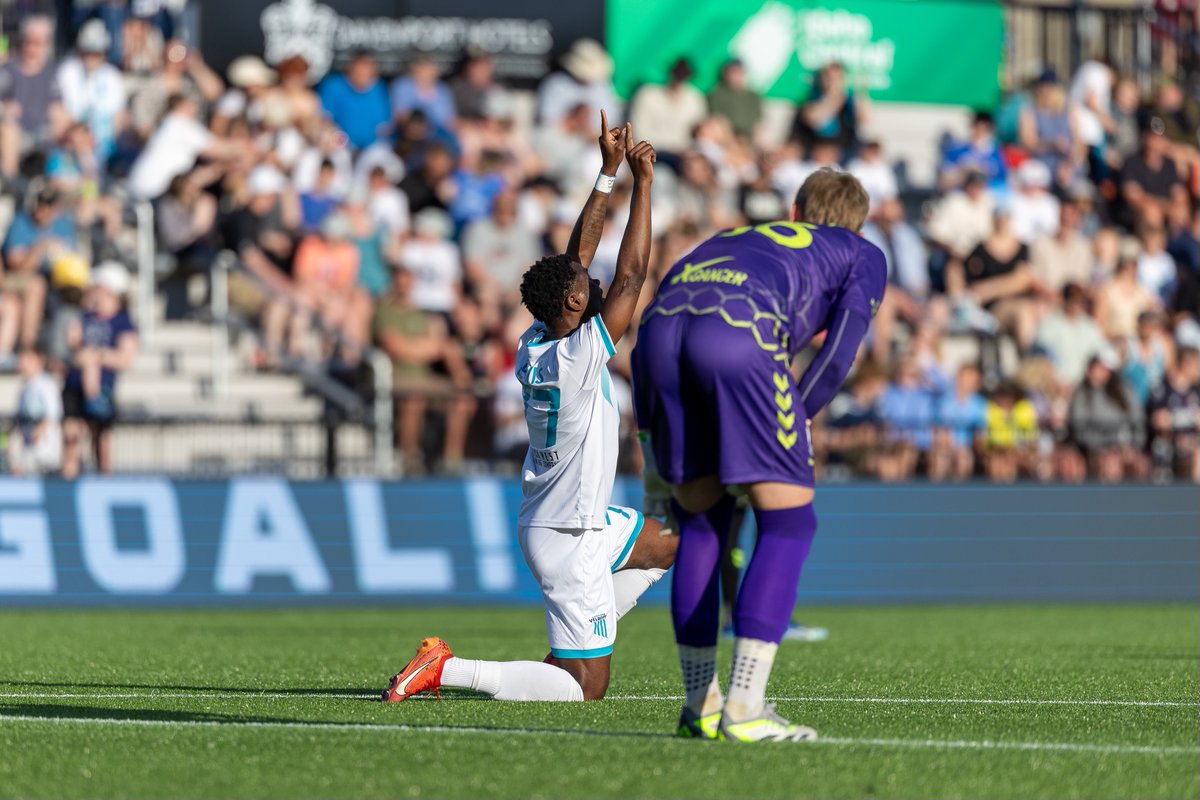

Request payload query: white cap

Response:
[1017,159,1051,188]
[90,260,130,296]
[228,56,276,88]
[1095,345,1121,371]
[413,207,453,239]
[561,39,614,83]
[77,19,111,53]
[320,212,352,240]
[247,165,287,196]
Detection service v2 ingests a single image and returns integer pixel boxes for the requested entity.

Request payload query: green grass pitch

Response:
[0,604,1196,799]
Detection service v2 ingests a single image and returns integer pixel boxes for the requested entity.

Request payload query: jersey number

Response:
[523,386,560,448]
[721,221,818,250]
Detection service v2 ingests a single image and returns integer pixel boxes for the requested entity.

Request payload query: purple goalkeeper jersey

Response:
[643,221,886,359]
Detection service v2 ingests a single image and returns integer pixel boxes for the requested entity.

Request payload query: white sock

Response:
[678,644,723,716]
[613,567,667,619]
[724,637,778,721]
[440,657,584,701]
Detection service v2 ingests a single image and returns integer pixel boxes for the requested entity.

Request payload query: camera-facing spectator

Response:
[461,187,540,311]
[0,186,77,358]
[940,111,1006,191]
[930,363,987,482]
[1029,202,1092,295]
[707,58,761,142]
[450,47,500,123]
[1067,351,1147,482]
[1034,283,1107,388]
[129,92,240,200]
[984,382,1040,482]
[793,61,867,159]
[1119,119,1188,228]
[7,345,63,475]
[211,55,276,137]
[61,261,137,477]
[629,57,707,157]
[127,40,223,142]
[57,19,126,162]
[1148,347,1200,481]
[0,15,67,177]
[1018,69,1080,181]
[318,51,391,151]
[536,38,618,127]
[400,208,462,315]
[391,54,456,133]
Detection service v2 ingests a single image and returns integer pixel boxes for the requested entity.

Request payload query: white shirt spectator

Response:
[847,156,899,214]
[352,141,406,186]
[368,186,411,237]
[1069,60,1113,148]
[1137,250,1176,301]
[400,239,461,313]
[536,72,619,127]
[628,83,707,154]
[1008,190,1060,244]
[57,56,125,128]
[927,188,995,259]
[462,216,541,293]
[128,111,213,199]
[292,146,354,198]
[13,372,62,473]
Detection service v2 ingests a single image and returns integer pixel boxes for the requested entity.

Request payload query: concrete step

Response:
[115,373,305,402]
[116,393,326,420]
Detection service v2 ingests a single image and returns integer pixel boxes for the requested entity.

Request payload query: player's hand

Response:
[598,110,625,176]
[624,124,655,184]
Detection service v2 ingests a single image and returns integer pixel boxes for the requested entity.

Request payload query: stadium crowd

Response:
[0,6,1197,482]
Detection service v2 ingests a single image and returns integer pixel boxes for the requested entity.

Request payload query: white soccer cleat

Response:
[719,703,818,742]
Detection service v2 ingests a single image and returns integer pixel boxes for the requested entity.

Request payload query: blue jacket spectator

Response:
[941,111,1008,191]
[390,55,456,131]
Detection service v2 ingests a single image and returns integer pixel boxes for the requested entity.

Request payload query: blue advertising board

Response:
[0,478,1197,605]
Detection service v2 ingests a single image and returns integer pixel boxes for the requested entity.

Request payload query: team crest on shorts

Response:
[590,613,609,638]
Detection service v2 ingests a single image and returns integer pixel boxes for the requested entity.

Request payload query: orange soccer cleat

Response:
[381,637,454,702]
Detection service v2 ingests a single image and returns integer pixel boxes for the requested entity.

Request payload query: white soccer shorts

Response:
[518,504,645,659]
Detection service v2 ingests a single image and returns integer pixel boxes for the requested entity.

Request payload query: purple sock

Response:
[734,504,818,643]
[670,495,736,648]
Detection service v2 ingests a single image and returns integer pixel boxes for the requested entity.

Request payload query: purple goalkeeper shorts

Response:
[632,312,814,488]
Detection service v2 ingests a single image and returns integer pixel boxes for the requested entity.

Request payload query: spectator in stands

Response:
[1148,346,1200,481]
[1095,241,1160,340]
[391,54,456,133]
[707,58,761,143]
[57,19,125,163]
[271,55,321,134]
[847,140,898,215]
[821,360,887,479]
[127,40,223,142]
[450,47,499,123]
[292,211,370,361]
[1034,282,1108,388]
[1008,159,1060,244]
[399,140,455,215]
[61,261,137,478]
[362,163,410,240]
[1068,58,1115,173]
[373,264,472,474]
[0,15,66,178]
[927,170,995,285]
[862,196,928,365]
[1107,77,1142,165]
[292,119,353,198]
[44,251,88,372]
[458,90,538,186]
[1142,79,1200,151]
[400,208,461,315]
[984,382,1040,482]
[344,190,393,300]
[536,38,618,127]
[298,159,340,232]
[532,102,595,197]
[461,187,539,312]
[950,207,1039,351]
[128,92,238,200]
[1,186,76,358]
[1136,217,1178,303]
[1067,351,1146,482]
[940,111,1006,191]
[1123,310,1173,404]
[1019,70,1080,182]
[1029,201,1092,296]
[877,356,935,481]
[210,55,276,137]
[318,51,391,151]
[155,169,219,318]
[629,57,706,157]
[446,150,506,230]
[737,155,788,226]
[793,61,866,158]
[7,345,62,475]
[674,150,739,231]
[930,363,986,482]
[1119,120,1187,228]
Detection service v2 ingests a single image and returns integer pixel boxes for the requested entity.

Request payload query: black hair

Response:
[520,254,577,325]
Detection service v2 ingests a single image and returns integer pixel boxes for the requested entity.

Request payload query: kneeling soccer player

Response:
[383,116,672,702]
[633,169,887,740]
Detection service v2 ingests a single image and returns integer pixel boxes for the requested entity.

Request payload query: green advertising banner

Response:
[606,0,1003,108]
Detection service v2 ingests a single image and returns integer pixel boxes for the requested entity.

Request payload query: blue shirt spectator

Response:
[936,367,988,448]
[390,56,456,131]
[448,168,506,229]
[941,111,1008,191]
[2,190,78,273]
[318,54,391,151]
[879,361,937,450]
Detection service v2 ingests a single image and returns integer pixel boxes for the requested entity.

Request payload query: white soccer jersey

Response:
[516,315,620,530]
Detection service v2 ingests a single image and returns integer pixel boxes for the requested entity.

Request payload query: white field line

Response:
[0,690,1195,708]
[0,713,1194,756]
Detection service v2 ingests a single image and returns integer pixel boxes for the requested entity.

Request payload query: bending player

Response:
[382,115,672,702]
[633,169,886,740]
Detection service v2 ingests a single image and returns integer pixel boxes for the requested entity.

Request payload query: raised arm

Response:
[600,126,655,346]
[566,110,625,269]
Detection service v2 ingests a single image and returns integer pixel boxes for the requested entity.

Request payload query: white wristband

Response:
[594,172,616,194]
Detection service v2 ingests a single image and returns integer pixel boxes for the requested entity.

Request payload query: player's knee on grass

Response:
[624,517,677,571]
[554,655,610,700]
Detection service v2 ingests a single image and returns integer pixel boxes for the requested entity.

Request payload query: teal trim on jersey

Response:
[600,368,613,407]
[610,510,645,572]
[524,386,561,448]
[551,644,613,659]
[594,316,617,357]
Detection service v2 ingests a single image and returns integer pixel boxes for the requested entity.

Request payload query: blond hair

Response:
[793,168,870,232]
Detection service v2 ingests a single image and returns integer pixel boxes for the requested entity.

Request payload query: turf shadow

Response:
[0,680,369,697]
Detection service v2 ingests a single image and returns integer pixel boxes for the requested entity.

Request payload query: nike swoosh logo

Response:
[396,656,438,695]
